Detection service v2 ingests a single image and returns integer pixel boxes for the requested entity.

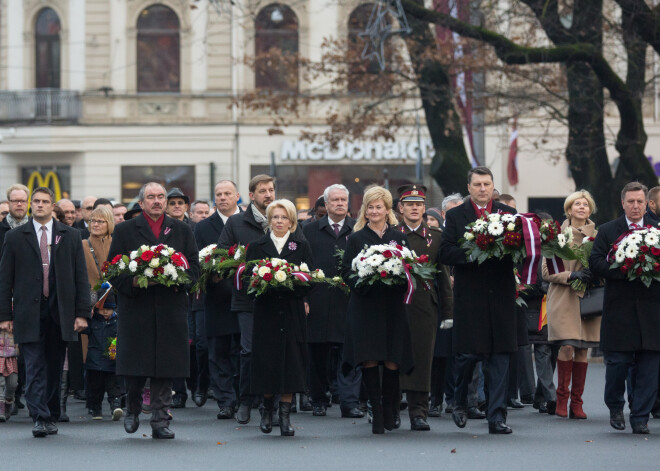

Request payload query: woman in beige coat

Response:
[542,190,599,420]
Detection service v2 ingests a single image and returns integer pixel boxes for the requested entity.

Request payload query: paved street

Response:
[2,363,659,470]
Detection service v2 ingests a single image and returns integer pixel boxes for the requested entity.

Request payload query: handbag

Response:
[579,286,605,319]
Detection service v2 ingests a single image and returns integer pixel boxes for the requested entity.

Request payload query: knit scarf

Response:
[251,204,269,232]
[6,214,28,229]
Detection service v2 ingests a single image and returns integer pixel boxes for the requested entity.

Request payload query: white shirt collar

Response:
[33,218,54,259]
[328,216,345,230]
[218,206,240,225]
[626,216,643,228]
[407,224,421,232]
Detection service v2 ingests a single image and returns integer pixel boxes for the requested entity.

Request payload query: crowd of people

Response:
[0,167,659,440]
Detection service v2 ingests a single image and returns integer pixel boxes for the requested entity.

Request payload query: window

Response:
[348,4,388,93]
[255,4,299,91]
[137,5,180,92]
[35,8,61,89]
[121,166,195,206]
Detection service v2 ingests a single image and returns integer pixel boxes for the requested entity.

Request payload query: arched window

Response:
[35,8,61,88]
[254,4,299,91]
[137,4,180,92]
[347,4,388,93]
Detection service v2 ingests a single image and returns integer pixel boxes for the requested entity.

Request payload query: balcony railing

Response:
[0,89,81,124]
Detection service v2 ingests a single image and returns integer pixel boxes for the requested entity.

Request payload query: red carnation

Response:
[228,245,236,257]
[380,271,387,278]
[417,254,429,263]
[171,253,184,267]
[639,254,646,263]
[654,263,660,272]
[641,245,650,253]
[141,250,154,262]
[620,265,629,273]
[636,267,644,276]
[274,266,280,271]
[652,247,660,257]
[625,258,635,267]
[263,272,273,281]
[112,254,122,265]
[204,255,211,263]
[396,244,403,251]
[383,250,393,259]
[266,262,272,268]
[251,280,259,287]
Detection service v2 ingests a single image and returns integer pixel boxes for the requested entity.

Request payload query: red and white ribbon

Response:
[179,253,190,270]
[234,263,246,290]
[291,271,312,282]
[544,256,565,275]
[403,264,415,305]
[517,213,541,285]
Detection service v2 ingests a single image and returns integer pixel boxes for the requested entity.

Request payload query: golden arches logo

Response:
[26,171,63,202]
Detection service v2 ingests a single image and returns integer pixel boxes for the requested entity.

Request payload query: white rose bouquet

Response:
[247,257,347,298]
[193,243,251,293]
[102,243,191,289]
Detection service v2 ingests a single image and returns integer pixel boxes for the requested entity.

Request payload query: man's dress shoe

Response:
[236,403,251,424]
[124,414,140,434]
[489,421,513,434]
[546,401,557,415]
[32,420,47,438]
[632,423,650,434]
[216,406,234,420]
[610,410,625,431]
[467,406,486,419]
[428,404,441,417]
[452,408,467,428]
[45,421,58,435]
[312,405,326,416]
[410,417,431,431]
[152,427,175,439]
[341,407,365,418]
[507,398,524,409]
[193,390,207,408]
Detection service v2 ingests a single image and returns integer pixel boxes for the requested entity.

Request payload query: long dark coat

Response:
[341,225,414,375]
[439,200,518,354]
[0,219,92,343]
[245,231,312,394]
[394,222,445,392]
[194,211,240,336]
[107,214,200,378]
[302,215,355,344]
[589,215,660,352]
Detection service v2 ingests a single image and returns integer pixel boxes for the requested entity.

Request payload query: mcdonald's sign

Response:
[25,171,63,202]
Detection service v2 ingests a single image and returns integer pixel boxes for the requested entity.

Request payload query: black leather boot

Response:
[381,368,399,431]
[278,402,295,436]
[362,367,384,434]
[260,396,274,434]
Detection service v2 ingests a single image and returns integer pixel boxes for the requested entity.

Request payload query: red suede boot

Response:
[569,361,588,419]
[555,359,573,418]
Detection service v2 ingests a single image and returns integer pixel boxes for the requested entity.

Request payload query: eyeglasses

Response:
[0,211,8,217]
[84,206,94,211]
[271,215,290,221]
[9,199,27,205]
[90,219,108,225]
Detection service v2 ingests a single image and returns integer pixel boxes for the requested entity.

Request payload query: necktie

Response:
[40,226,49,297]
[332,223,340,236]
[630,223,640,230]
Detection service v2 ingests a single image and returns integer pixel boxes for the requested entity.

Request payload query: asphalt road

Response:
[2,363,659,470]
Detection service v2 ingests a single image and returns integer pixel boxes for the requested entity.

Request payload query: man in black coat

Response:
[217,174,276,424]
[0,186,91,437]
[302,184,363,419]
[194,180,242,419]
[439,166,518,435]
[107,182,200,439]
[0,184,31,259]
[589,182,660,434]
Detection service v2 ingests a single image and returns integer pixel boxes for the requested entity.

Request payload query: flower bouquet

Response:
[514,268,530,308]
[102,243,191,289]
[349,242,437,303]
[106,337,117,360]
[247,258,346,298]
[194,243,250,293]
[609,226,660,287]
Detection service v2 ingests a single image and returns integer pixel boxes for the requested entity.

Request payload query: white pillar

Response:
[110,0,127,92]
[7,0,24,90]
[69,0,86,91]
[190,4,208,93]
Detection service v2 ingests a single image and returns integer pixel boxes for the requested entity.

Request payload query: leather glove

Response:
[569,268,592,284]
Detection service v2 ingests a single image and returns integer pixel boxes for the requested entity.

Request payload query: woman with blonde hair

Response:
[341,186,414,434]
[245,199,313,437]
[542,190,599,419]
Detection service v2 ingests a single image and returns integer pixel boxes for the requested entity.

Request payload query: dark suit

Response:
[194,210,241,409]
[439,200,517,426]
[0,218,91,422]
[303,215,362,410]
[107,213,200,429]
[589,215,660,427]
[73,219,90,240]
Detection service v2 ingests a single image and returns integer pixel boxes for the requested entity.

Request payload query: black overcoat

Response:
[107,214,200,378]
[0,219,91,343]
[439,200,518,354]
[245,231,312,394]
[589,215,660,352]
[83,312,118,372]
[194,211,240,336]
[341,225,414,375]
[302,215,355,344]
